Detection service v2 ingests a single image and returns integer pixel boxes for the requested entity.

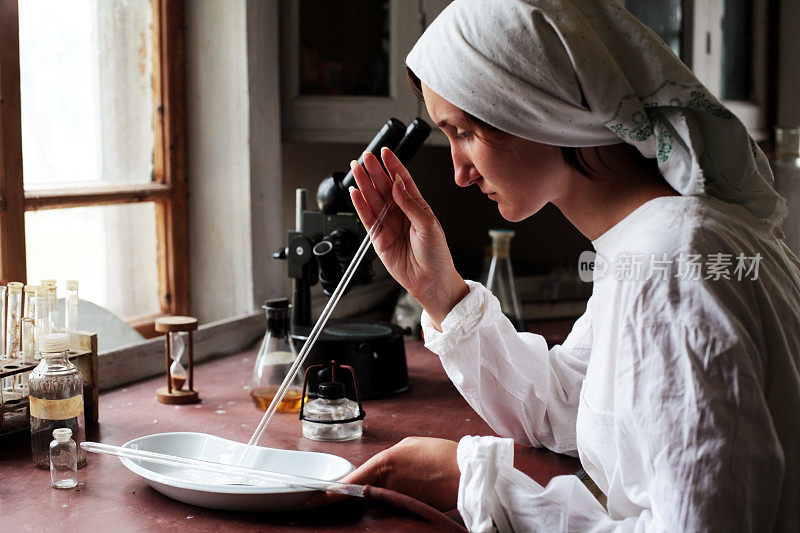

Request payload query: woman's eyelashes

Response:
[456,130,472,139]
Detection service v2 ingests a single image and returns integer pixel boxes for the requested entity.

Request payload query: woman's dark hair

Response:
[407,67,602,180]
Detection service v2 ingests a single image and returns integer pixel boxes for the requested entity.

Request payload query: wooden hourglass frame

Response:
[155,316,200,404]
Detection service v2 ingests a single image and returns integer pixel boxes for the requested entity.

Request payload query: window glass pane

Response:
[25,203,160,320]
[19,0,154,188]
[299,0,390,96]
[721,0,753,100]
[626,0,683,59]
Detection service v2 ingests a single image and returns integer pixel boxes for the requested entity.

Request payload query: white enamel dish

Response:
[119,432,354,511]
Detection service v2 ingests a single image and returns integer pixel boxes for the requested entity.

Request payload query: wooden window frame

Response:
[0,0,188,338]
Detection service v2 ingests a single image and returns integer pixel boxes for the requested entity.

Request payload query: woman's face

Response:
[422,83,569,222]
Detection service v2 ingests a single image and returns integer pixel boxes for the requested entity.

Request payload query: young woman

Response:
[311,1,800,530]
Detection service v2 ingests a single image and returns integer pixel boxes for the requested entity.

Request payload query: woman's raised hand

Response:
[349,148,468,327]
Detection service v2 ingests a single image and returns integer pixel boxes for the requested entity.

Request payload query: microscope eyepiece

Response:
[317,117,431,214]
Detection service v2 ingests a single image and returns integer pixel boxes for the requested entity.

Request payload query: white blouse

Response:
[422,196,800,532]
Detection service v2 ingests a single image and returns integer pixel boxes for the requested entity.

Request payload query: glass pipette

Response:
[239,190,396,465]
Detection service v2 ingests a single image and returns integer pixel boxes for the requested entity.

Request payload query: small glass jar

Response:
[301,381,363,442]
[50,427,78,489]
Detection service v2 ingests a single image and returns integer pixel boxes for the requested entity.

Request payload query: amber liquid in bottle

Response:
[250,386,304,412]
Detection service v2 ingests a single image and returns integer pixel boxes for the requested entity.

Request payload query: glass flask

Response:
[169,331,188,390]
[483,229,525,331]
[29,332,86,469]
[301,381,363,442]
[249,298,304,412]
[50,427,78,489]
[772,126,800,256]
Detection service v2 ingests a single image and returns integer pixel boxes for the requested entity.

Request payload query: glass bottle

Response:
[66,280,79,352]
[50,427,78,489]
[249,298,304,412]
[772,126,800,255]
[483,229,525,331]
[29,332,86,469]
[301,381,363,442]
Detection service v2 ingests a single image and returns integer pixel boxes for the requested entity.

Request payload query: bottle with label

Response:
[28,332,86,469]
[249,298,304,412]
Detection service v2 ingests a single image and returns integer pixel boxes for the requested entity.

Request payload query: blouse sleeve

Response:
[421,280,593,455]
[452,320,785,532]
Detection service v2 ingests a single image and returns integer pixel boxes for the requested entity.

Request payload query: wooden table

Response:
[1,342,580,531]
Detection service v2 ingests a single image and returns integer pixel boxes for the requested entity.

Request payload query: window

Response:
[0,0,187,337]
[624,0,769,140]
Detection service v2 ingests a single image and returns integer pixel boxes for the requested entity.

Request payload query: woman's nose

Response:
[452,149,479,187]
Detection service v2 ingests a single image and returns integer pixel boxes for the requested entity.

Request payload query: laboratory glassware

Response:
[66,280,79,351]
[772,126,800,255]
[5,282,23,358]
[250,298,304,412]
[301,381,363,441]
[28,333,86,469]
[44,282,58,332]
[34,286,51,354]
[0,285,5,360]
[4,282,23,393]
[23,284,36,318]
[483,229,525,331]
[50,427,78,489]
[241,194,395,466]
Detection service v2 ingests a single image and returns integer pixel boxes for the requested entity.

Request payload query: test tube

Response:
[34,286,51,357]
[23,285,36,319]
[5,282,23,358]
[5,282,23,393]
[0,285,6,359]
[21,318,35,363]
[20,317,35,394]
[42,280,57,332]
[66,280,79,352]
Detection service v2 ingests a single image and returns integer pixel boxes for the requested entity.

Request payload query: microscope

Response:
[275,118,431,399]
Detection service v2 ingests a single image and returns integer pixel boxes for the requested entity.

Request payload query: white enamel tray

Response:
[119,432,354,511]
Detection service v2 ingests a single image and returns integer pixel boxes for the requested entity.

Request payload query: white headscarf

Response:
[406,0,786,227]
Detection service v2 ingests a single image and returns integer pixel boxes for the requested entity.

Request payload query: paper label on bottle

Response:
[29,395,83,420]
[264,350,295,365]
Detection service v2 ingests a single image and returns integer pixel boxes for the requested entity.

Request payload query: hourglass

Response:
[155,316,200,404]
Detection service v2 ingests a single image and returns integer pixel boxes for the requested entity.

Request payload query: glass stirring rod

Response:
[238,188,397,466]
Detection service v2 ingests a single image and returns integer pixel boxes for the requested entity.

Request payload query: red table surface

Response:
[1,341,579,532]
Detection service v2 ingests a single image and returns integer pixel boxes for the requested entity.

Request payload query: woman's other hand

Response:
[350,148,469,327]
[306,436,460,511]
